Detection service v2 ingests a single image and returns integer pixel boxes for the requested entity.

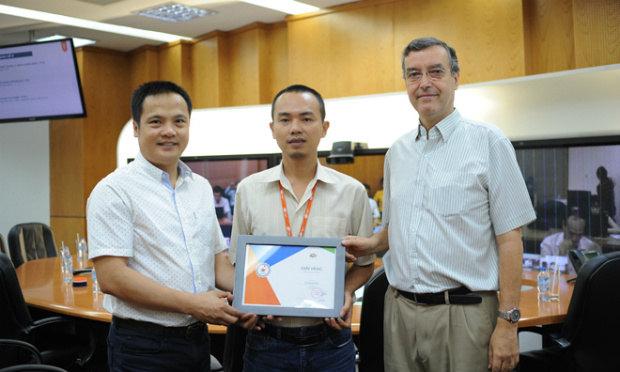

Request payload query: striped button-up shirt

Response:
[383,110,536,293]
[87,153,227,326]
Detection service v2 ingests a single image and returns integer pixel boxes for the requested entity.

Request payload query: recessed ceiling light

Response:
[137,3,216,23]
[35,35,96,48]
[0,4,192,43]
[240,0,320,15]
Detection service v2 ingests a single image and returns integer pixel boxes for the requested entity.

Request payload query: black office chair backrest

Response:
[358,267,389,372]
[561,251,620,369]
[7,223,57,268]
[0,365,68,372]
[0,339,42,368]
[0,253,33,338]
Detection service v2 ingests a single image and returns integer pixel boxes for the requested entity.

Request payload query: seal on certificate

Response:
[256,262,271,278]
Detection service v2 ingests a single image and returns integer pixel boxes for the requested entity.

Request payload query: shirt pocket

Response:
[309,216,348,238]
[427,171,486,216]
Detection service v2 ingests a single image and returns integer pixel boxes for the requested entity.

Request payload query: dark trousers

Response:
[108,319,211,372]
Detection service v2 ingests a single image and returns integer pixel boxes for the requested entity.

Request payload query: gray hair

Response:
[401,37,460,78]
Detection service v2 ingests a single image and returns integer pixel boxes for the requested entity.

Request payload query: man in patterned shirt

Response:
[87,81,254,371]
[343,37,536,372]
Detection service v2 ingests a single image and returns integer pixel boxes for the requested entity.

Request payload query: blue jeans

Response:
[243,327,356,372]
[107,320,211,372]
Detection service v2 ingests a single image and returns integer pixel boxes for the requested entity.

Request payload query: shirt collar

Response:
[416,109,460,142]
[261,159,338,185]
[134,153,193,183]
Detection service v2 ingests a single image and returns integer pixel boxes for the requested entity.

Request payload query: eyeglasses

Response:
[405,68,447,83]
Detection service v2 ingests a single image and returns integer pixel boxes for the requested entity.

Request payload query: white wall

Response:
[0,120,50,243]
[117,64,620,164]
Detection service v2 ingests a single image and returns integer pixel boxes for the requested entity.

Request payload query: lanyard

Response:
[279,181,318,237]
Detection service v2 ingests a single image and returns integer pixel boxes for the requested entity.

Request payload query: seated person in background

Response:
[213,185,232,223]
[373,177,384,214]
[540,215,601,274]
[363,183,381,223]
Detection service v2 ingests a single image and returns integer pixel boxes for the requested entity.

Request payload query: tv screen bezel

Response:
[0,38,87,124]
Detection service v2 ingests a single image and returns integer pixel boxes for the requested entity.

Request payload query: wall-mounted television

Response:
[514,135,620,255]
[0,38,86,123]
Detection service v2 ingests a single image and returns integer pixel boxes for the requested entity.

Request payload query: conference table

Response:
[15,257,573,333]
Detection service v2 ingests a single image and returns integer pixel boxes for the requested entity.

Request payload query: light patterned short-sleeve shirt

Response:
[87,153,227,326]
[383,110,536,293]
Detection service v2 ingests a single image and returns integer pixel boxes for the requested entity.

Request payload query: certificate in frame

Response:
[232,235,345,317]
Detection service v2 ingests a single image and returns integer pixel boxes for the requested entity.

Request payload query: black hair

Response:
[131,81,192,125]
[271,84,326,121]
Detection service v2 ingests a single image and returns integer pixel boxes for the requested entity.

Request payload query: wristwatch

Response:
[498,308,521,324]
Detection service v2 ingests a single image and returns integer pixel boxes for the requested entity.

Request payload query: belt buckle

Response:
[185,322,204,339]
[294,334,321,347]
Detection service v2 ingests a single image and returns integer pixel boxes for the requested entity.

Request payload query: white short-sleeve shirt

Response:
[87,153,227,326]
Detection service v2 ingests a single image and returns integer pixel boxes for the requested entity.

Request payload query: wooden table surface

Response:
[16,257,571,333]
[14,257,361,334]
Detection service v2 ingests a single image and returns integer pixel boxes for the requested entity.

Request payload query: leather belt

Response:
[261,323,331,347]
[396,286,482,305]
[112,316,208,340]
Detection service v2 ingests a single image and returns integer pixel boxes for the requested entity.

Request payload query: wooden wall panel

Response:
[129,47,159,93]
[192,35,223,108]
[573,0,620,68]
[81,48,131,200]
[158,42,193,93]
[320,154,385,195]
[220,27,263,106]
[288,1,395,98]
[50,119,84,217]
[522,0,575,74]
[394,0,525,85]
[264,23,289,100]
[51,217,86,254]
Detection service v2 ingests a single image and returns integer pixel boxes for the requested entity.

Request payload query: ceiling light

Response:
[35,35,96,48]
[137,3,216,23]
[0,4,192,43]
[240,0,320,15]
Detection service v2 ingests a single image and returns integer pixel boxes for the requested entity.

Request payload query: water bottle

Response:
[92,267,100,294]
[60,242,73,285]
[76,236,88,269]
[537,262,550,302]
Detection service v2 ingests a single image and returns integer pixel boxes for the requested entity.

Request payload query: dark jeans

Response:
[243,327,356,372]
[108,319,211,372]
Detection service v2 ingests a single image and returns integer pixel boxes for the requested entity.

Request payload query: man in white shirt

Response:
[228,84,375,372]
[540,215,601,274]
[87,81,254,371]
[343,37,536,372]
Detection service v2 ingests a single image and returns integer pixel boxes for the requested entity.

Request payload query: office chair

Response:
[0,339,42,367]
[0,365,68,372]
[0,340,67,372]
[358,267,389,372]
[0,252,94,369]
[519,251,620,371]
[7,223,57,268]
